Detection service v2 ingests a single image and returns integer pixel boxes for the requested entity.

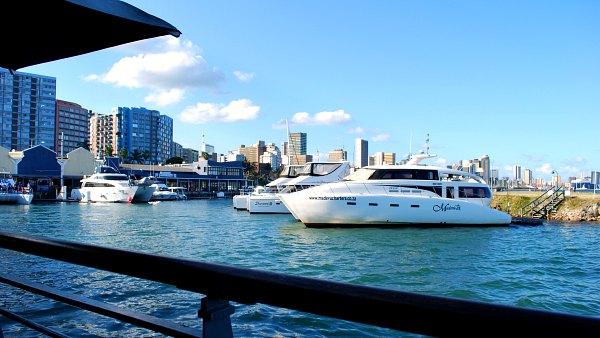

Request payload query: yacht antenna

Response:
[425,133,430,154]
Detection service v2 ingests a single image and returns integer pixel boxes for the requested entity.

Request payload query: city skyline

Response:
[15,1,599,181]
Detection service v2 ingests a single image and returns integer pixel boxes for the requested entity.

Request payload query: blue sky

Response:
[21,0,599,181]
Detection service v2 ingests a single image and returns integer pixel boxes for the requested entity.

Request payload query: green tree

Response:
[166,156,184,165]
[130,149,143,164]
[201,151,210,160]
[104,145,113,157]
[119,148,128,163]
[142,150,151,164]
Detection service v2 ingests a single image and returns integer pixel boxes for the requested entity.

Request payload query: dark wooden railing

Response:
[1,231,599,337]
[521,186,566,219]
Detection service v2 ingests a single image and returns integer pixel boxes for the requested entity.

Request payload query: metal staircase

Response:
[521,186,565,219]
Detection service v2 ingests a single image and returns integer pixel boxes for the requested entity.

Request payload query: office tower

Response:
[0,69,56,151]
[354,138,368,168]
[288,132,308,165]
[524,169,533,185]
[480,154,490,184]
[513,165,522,182]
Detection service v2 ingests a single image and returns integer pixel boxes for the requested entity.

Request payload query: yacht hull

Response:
[247,194,289,214]
[0,192,33,205]
[80,186,138,203]
[233,194,249,210]
[279,193,512,228]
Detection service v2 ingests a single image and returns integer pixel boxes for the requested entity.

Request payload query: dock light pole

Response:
[551,170,559,188]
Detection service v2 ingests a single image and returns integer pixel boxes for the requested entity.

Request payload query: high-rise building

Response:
[0,69,56,151]
[524,169,533,185]
[288,132,307,165]
[354,138,368,168]
[89,112,118,159]
[90,107,173,163]
[480,154,490,184]
[55,100,91,156]
[513,165,522,182]
[114,107,173,164]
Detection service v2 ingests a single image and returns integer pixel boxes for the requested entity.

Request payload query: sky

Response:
[19,0,600,181]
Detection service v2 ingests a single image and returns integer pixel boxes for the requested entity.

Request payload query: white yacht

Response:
[278,154,512,228]
[79,167,138,203]
[233,164,304,211]
[150,183,179,201]
[0,171,33,205]
[247,161,351,214]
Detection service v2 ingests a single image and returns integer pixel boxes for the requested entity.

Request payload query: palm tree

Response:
[104,145,113,157]
[130,149,143,164]
[142,150,150,164]
[119,148,128,163]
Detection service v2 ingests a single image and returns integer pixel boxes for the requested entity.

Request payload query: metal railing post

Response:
[198,297,235,338]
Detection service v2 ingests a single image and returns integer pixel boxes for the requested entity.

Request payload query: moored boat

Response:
[150,183,179,201]
[247,161,351,214]
[0,171,33,205]
[278,154,512,228]
[79,166,138,203]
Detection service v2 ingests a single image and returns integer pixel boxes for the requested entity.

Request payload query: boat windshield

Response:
[344,168,376,181]
[97,174,129,181]
[279,165,303,178]
[298,163,342,176]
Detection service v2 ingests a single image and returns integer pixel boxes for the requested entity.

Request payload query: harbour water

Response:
[1,199,600,337]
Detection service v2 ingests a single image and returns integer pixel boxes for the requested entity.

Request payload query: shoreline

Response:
[492,190,600,223]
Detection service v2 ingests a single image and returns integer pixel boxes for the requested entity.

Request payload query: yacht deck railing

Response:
[1,231,599,337]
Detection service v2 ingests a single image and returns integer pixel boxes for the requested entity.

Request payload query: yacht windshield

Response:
[298,163,342,176]
[344,168,376,181]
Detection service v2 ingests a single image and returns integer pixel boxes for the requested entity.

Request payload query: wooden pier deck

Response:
[511,217,544,226]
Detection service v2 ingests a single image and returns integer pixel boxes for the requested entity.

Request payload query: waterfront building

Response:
[0,69,56,151]
[354,138,368,169]
[328,148,347,162]
[55,100,91,155]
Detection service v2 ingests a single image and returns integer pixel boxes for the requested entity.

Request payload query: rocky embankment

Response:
[552,201,600,222]
[492,192,600,223]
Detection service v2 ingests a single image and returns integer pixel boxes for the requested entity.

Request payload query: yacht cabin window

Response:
[298,163,342,176]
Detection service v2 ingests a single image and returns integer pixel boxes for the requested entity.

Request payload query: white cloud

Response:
[348,127,365,134]
[372,134,390,142]
[536,163,553,175]
[291,109,351,125]
[144,89,185,107]
[85,37,225,106]
[233,71,255,83]
[179,99,260,124]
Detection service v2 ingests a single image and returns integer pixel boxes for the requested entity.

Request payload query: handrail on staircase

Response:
[521,186,565,218]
